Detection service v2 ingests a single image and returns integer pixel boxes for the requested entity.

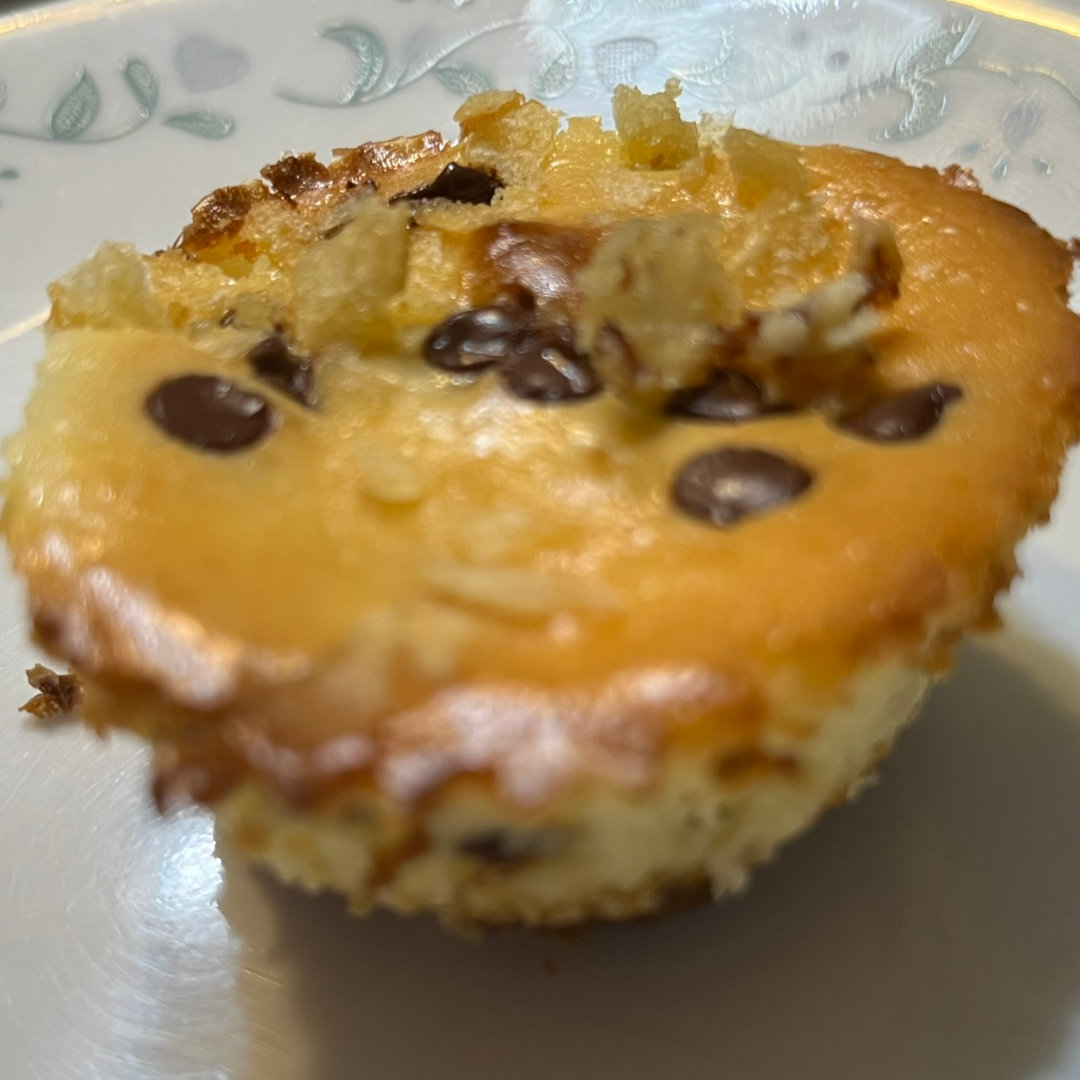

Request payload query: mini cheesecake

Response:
[4,84,1079,927]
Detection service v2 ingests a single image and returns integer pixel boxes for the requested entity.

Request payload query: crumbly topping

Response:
[20,664,82,720]
[577,214,742,400]
[49,243,169,331]
[292,195,409,353]
[612,80,699,169]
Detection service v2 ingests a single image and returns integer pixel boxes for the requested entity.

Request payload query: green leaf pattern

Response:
[531,27,579,99]
[885,18,978,141]
[0,46,239,150]
[50,69,100,140]
[593,37,658,90]
[434,62,492,97]
[163,109,235,139]
[323,25,388,102]
[555,0,609,26]
[676,38,735,88]
[122,58,159,116]
[0,3,1031,199]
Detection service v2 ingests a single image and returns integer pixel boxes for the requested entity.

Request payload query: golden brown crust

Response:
[260,153,333,205]
[80,662,754,809]
[182,181,271,249]
[180,130,450,253]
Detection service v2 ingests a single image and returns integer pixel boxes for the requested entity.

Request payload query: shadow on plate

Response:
[219,634,1080,1080]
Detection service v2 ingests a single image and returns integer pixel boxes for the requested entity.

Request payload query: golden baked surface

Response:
[4,85,1079,819]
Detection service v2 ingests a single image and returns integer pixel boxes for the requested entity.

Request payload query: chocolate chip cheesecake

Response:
[4,83,1079,927]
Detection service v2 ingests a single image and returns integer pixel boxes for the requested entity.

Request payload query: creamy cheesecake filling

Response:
[213,659,928,927]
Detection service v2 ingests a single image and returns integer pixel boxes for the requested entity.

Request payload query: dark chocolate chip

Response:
[835,382,962,442]
[666,369,789,422]
[672,447,813,526]
[458,831,533,866]
[248,335,315,407]
[146,375,276,453]
[424,303,600,402]
[423,305,524,372]
[499,324,601,403]
[393,162,502,206]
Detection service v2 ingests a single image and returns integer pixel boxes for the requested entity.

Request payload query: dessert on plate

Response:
[4,83,1078,927]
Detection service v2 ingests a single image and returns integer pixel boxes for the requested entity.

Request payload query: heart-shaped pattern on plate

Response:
[175,36,250,93]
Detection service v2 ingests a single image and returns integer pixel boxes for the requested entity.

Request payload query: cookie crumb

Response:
[20,664,82,719]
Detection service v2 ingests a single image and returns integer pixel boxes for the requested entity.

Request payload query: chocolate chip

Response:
[499,323,601,403]
[146,375,276,453]
[458,828,570,865]
[666,369,790,422]
[458,831,532,865]
[672,447,813,526]
[836,382,962,442]
[423,305,524,372]
[424,303,600,402]
[248,335,315,407]
[393,162,502,206]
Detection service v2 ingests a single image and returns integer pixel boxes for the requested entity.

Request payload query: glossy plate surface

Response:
[2,1,1080,1077]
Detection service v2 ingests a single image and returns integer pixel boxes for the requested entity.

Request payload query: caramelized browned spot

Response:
[470,221,601,306]
[332,131,448,188]
[672,447,813,526]
[853,220,903,308]
[20,664,82,720]
[942,164,983,191]
[261,153,333,204]
[180,182,269,252]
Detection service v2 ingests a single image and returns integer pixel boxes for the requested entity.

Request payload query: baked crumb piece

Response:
[20,664,82,719]
[612,80,698,169]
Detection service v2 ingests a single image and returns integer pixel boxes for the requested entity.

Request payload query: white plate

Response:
[3,1,1080,1077]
